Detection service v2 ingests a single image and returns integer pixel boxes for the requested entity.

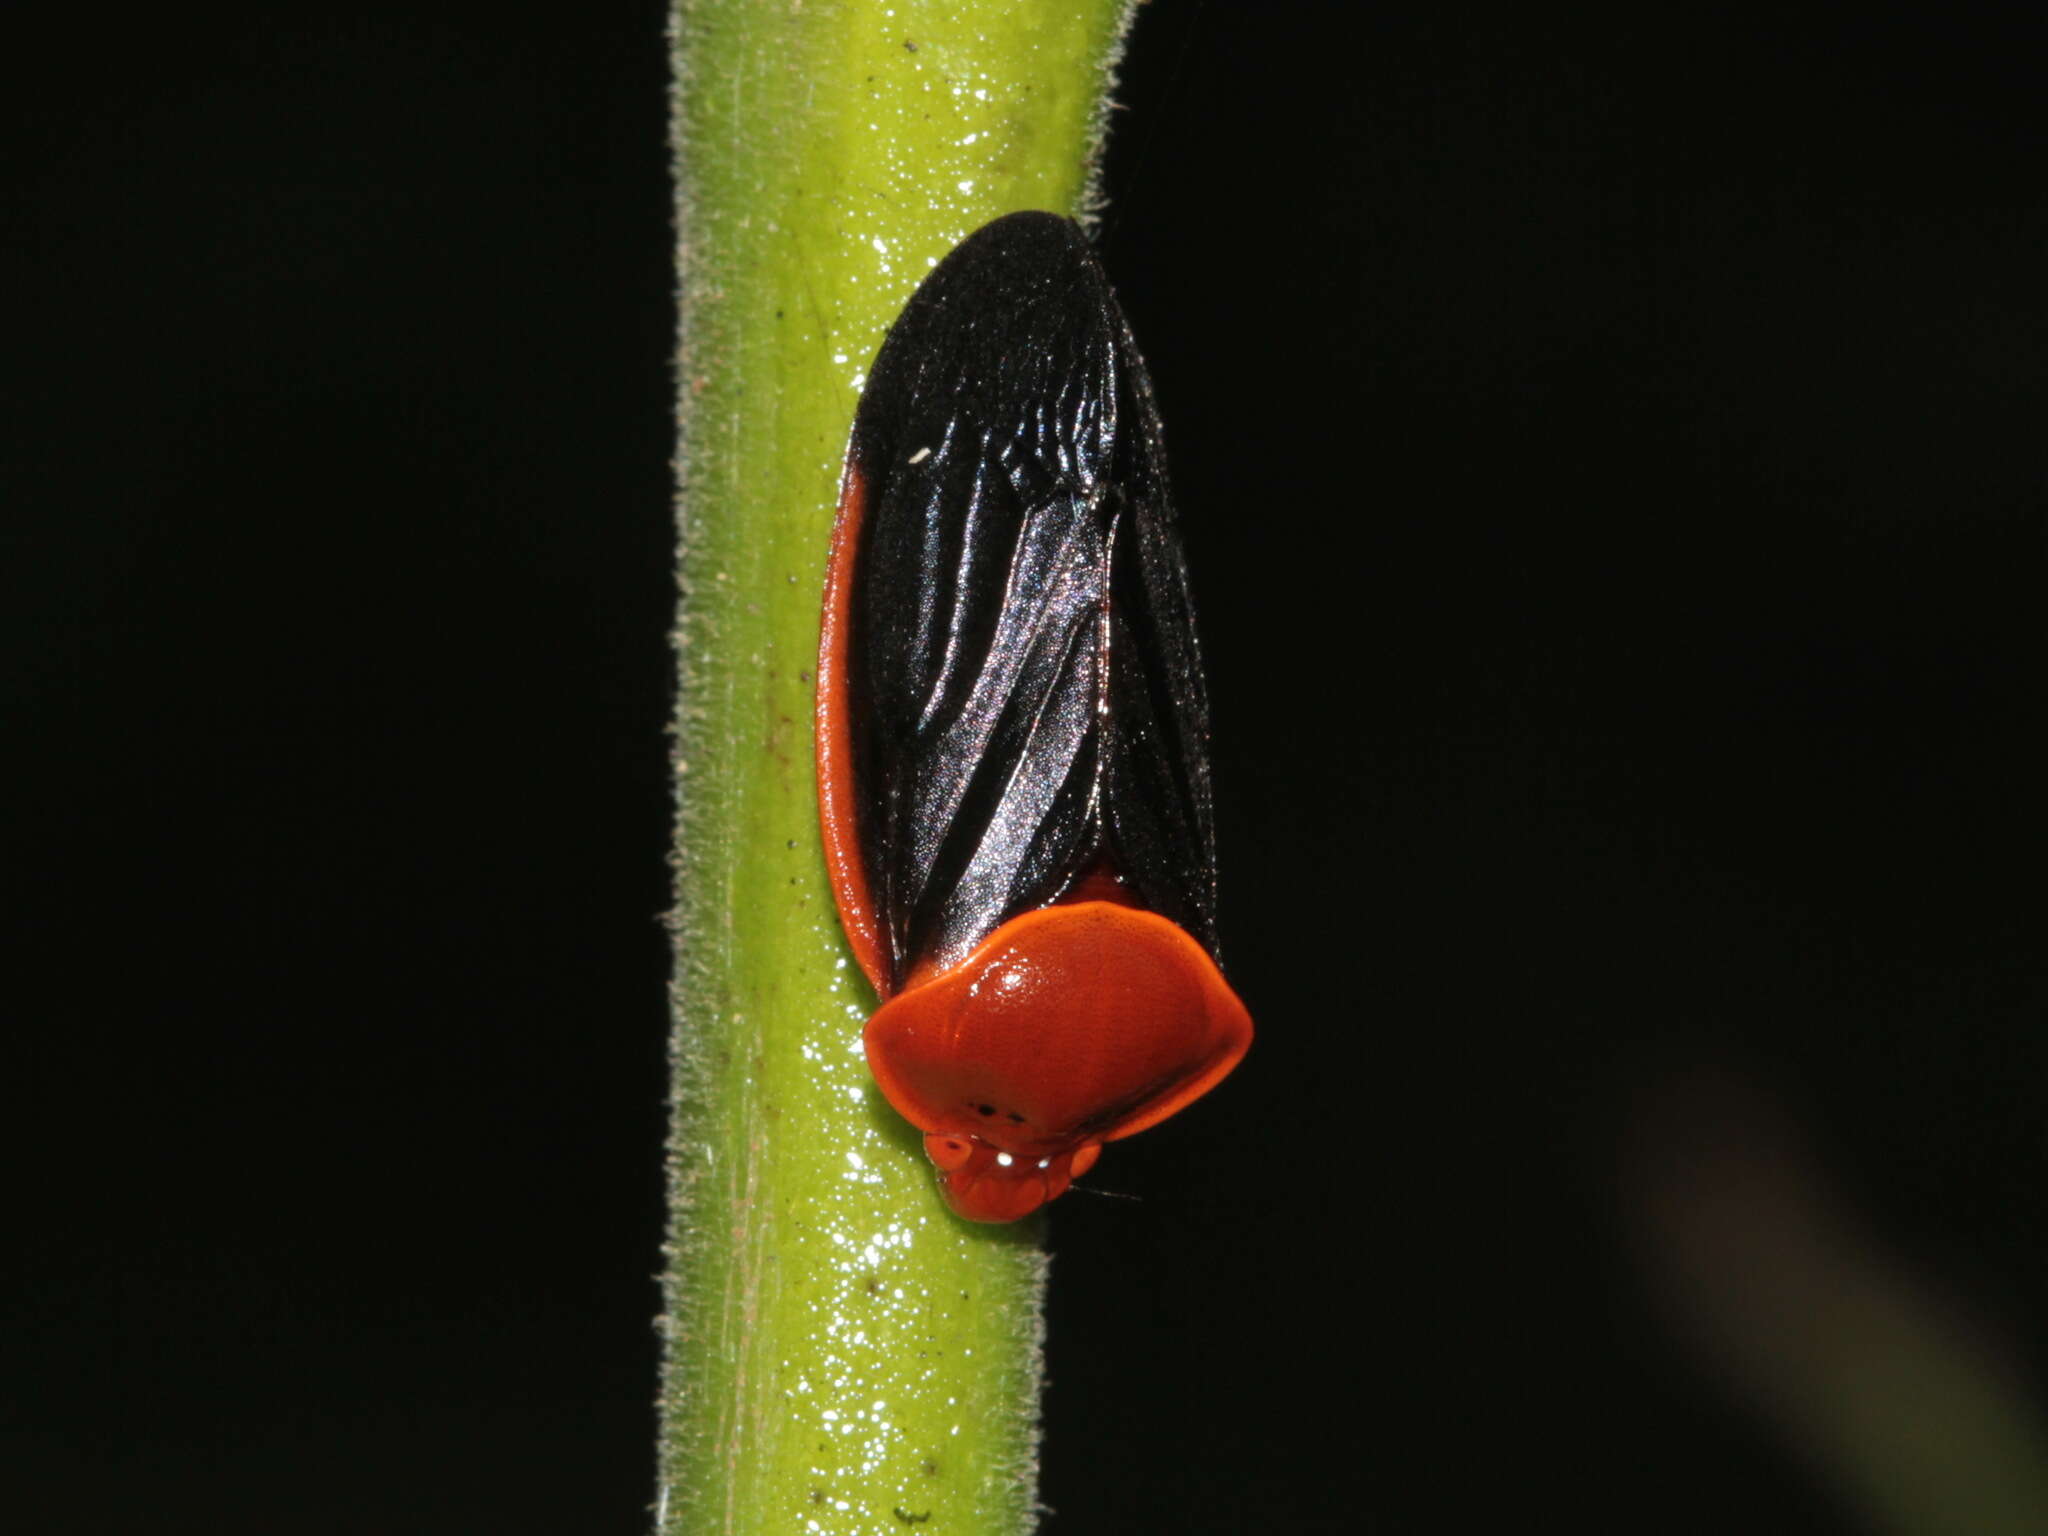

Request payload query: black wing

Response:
[844,211,1219,986]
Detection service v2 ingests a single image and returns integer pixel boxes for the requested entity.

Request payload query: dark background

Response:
[9,5,2043,1532]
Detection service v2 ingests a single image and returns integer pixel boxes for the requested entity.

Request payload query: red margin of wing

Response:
[815,460,894,1001]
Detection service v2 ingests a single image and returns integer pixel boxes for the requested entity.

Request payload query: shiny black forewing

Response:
[844,211,1218,986]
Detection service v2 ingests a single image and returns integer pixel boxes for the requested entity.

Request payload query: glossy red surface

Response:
[866,902,1252,1221]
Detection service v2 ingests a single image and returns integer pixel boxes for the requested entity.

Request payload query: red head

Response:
[864,901,1252,1221]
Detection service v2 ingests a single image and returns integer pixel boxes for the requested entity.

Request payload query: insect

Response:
[816,210,1252,1222]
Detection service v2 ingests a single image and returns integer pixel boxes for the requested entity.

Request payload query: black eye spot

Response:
[976,1103,995,1117]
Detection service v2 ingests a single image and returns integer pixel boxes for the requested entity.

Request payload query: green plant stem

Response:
[662,4,1137,1531]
